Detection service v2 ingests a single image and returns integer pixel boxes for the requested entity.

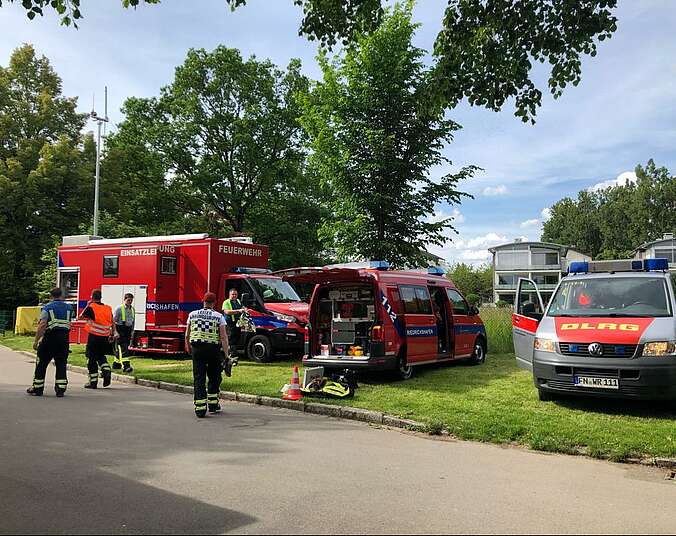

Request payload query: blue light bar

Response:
[230,267,272,274]
[568,261,589,273]
[369,261,390,270]
[644,258,669,271]
[427,266,446,276]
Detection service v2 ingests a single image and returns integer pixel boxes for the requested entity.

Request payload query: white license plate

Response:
[574,376,619,389]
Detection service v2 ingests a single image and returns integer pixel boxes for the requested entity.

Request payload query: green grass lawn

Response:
[3,333,675,461]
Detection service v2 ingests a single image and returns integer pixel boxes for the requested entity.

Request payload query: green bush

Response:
[479,306,513,354]
[495,300,510,308]
[466,293,481,306]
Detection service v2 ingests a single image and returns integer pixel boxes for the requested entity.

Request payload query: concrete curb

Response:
[6,345,676,469]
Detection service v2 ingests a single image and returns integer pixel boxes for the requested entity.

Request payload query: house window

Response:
[654,248,675,263]
[103,256,119,278]
[160,256,177,275]
[496,248,529,269]
[531,248,559,266]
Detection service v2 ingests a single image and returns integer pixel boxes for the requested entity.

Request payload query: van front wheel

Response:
[247,335,273,363]
[469,339,486,365]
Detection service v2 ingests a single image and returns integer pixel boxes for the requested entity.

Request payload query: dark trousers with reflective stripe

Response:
[86,335,112,385]
[191,343,222,412]
[114,324,132,364]
[33,331,69,392]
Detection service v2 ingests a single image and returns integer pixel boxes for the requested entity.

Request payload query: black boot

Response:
[123,362,133,373]
[55,389,66,398]
[26,387,43,396]
[84,383,97,389]
[112,361,122,370]
[195,409,207,418]
[208,403,221,413]
[102,370,111,387]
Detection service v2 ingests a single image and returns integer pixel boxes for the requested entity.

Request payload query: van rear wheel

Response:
[396,357,414,380]
[247,334,273,363]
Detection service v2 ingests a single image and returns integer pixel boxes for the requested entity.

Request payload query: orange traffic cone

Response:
[283,366,303,401]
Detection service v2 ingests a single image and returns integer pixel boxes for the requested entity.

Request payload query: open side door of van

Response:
[512,278,545,371]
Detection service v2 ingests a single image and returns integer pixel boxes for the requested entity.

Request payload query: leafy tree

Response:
[447,263,493,303]
[10,1,617,120]
[542,160,676,259]
[302,5,476,267]
[0,44,88,307]
[115,48,309,234]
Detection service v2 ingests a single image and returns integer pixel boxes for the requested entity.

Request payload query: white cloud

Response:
[589,171,638,192]
[520,218,540,228]
[459,249,492,261]
[541,207,552,221]
[428,207,465,225]
[482,184,508,196]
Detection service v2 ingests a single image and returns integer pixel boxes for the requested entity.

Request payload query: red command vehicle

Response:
[57,234,307,361]
[279,262,487,379]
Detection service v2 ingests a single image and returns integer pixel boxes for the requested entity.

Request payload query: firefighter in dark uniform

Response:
[113,293,135,373]
[27,287,72,397]
[185,292,229,418]
[80,289,117,389]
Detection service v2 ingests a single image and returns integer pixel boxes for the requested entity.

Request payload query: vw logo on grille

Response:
[588,342,604,356]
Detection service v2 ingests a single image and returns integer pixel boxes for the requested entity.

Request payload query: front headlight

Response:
[273,312,296,323]
[534,338,556,352]
[642,341,676,357]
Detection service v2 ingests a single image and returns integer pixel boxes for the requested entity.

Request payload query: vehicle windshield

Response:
[547,277,671,318]
[249,277,301,303]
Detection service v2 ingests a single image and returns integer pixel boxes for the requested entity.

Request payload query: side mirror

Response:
[241,293,255,307]
[469,305,480,316]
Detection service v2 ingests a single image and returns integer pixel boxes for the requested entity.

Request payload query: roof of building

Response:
[488,240,586,255]
[632,233,675,254]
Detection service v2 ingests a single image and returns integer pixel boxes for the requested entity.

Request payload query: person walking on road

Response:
[222,288,245,358]
[27,287,72,397]
[185,292,229,418]
[113,293,135,373]
[80,289,117,389]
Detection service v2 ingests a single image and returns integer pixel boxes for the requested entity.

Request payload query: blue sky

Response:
[2,1,675,265]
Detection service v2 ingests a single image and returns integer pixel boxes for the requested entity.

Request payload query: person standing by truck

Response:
[185,292,229,418]
[222,288,246,356]
[80,289,117,389]
[113,293,135,373]
[27,288,72,397]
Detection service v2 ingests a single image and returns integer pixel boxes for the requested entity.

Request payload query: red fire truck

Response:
[57,234,308,361]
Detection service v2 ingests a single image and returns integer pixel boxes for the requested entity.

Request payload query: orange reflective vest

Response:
[85,302,114,337]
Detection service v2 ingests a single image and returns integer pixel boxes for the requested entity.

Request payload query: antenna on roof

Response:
[89,87,109,237]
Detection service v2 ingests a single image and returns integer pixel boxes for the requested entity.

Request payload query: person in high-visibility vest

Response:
[185,292,229,418]
[113,293,135,373]
[80,289,118,389]
[27,287,72,397]
[222,288,246,357]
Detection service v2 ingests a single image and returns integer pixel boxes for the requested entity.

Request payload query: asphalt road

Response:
[1,346,675,535]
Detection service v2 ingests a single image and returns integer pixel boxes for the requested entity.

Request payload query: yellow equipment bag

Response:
[14,306,42,335]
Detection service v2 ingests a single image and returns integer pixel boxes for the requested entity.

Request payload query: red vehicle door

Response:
[446,288,475,358]
[512,278,545,371]
[398,284,438,362]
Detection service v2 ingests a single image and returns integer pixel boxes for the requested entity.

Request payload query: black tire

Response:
[537,388,554,402]
[247,334,273,363]
[396,356,414,380]
[469,338,487,365]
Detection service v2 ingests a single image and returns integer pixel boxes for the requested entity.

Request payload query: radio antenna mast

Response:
[90,86,109,237]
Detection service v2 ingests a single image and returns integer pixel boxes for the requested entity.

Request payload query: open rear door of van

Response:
[512,278,545,371]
